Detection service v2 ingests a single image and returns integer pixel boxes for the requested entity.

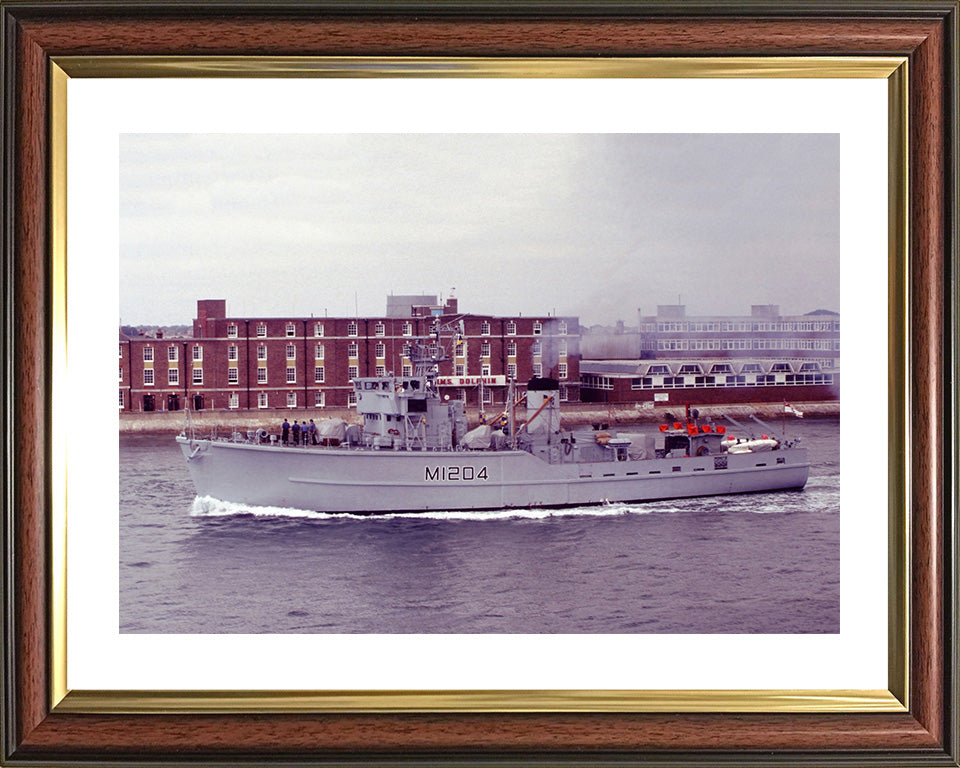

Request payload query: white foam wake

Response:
[189,495,657,522]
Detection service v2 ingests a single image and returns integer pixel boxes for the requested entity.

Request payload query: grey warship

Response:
[177,319,810,514]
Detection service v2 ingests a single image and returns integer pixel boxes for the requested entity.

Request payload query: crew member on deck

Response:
[281,418,290,445]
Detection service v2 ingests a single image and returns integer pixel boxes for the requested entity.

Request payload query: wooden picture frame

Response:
[2,2,957,765]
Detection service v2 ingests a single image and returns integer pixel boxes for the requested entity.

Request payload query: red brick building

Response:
[119,298,581,412]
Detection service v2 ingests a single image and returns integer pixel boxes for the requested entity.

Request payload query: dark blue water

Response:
[120,419,839,633]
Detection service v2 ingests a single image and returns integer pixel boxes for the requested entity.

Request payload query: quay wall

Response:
[120,401,840,435]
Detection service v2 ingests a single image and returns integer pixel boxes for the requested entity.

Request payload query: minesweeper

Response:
[177,320,809,514]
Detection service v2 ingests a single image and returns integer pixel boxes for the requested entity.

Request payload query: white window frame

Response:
[374,322,385,337]
[228,392,239,409]
[506,363,517,379]
[258,392,269,409]
[143,369,154,386]
[227,345,238,361]
[375,365,386,377]
[168,346,178,362]
[480,321,491,336]
[227,324,238,338]
[506,321,517,335]
[286,392,297,408]
[347,342,359,357]
[119,390,125,409]
[533,321,542,335]
[347,322,358,337]
[192,368,203,385]
[192,345,202,362]
[256,323,267,338]
[286,367,297,384]
[227,367,239,384]
[257,344,267,361]
[315,343,324,360]
[315,390,325,407]
[348,365,359,380]
[257,367,267,384]
[314,366,325,383]
[375,342,385,358]
[168,368,179,385]
[314,322,324,337]
[286,344,296,360]
[286,323,296,337]
[143,346,154,362]
[558,362,568,379]
[347,391,358,406]
[402,322,413,336]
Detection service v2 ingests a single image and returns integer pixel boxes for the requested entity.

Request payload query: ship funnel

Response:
[525,377,561,438]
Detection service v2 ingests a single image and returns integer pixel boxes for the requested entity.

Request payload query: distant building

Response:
[580,304,840,405]
[119,298,581,412]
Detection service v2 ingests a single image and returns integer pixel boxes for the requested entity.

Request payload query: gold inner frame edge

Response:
[49,55,910,715]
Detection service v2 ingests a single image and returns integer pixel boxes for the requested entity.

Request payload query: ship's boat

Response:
[176,319,809,514]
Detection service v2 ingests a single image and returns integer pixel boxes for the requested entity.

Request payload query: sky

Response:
[119,133,839,327]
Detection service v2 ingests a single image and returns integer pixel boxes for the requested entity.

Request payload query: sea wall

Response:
[120,400,839,434]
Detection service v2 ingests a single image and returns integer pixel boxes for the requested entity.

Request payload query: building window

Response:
[480,342,491,357]
[482,388,493,405]
[533,321,542,335]
[506,321,517,335]
[480,321,491,335]
[402,364,413,377]
[286,344,296,360]
[228,392,239,409]
[376,365,386,376]
[314,366,325,383]
[314,322,324,337]
[558,342,568,356]
[347,342,359,357]
[168,368,179,385]
[559,386,569,402]
[348,365,359,380]
[119,344,123,358]
[347,322,358,337]
[286,367,296,384]
[402,322,413,336]
[315,343,324,360]
[558,321,568,335]
[119,390,124,409]
[192,345,202,361]
[119,367,123,383]
[375,342,385,358]
[481,363,491,376]
[257,367,267,384]
[374,322,385,337]
[143,347,154,362]
[168,346,178,362]
[286,392,297,408]
[255,345,267,362]
[315,390,325,407]
[258,392,268,409]
[531,341,542,355]
[227,345,238,361]
[455,364,465,376]
[228,367,238,384]
[507,363,517,379]
[457,389,467,402]
[256,323,267,338]
[507,342,517,356]
[533,363,542,377]
[286,323,296,337]
[347,391,358,407]
[143,369,154,386]
[227,324,238,338]
[193,368,203,385]
[558,363,568,379]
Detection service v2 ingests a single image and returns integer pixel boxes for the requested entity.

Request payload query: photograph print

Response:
[119,133,840,635]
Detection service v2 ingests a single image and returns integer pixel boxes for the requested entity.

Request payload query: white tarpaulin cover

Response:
[317,418,347,440]
[461,424,493,450]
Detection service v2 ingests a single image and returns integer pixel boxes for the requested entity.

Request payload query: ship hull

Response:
[176,437,809,513]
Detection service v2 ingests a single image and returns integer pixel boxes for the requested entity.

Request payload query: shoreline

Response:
[120,400,839,435]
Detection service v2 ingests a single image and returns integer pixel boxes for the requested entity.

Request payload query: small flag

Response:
[784,403,804,418]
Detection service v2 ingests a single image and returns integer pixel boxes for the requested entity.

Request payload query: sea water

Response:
[120,418,839,633]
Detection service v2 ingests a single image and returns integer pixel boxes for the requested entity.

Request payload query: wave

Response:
[188,493,816,523]
[190,495,658,522]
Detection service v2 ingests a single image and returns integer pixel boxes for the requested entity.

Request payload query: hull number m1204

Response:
[425,466,489,481]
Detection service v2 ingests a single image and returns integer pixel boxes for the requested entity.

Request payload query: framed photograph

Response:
[2,2,957,765]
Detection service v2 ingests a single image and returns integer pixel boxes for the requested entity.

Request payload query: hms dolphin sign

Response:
[435,376,506,387]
